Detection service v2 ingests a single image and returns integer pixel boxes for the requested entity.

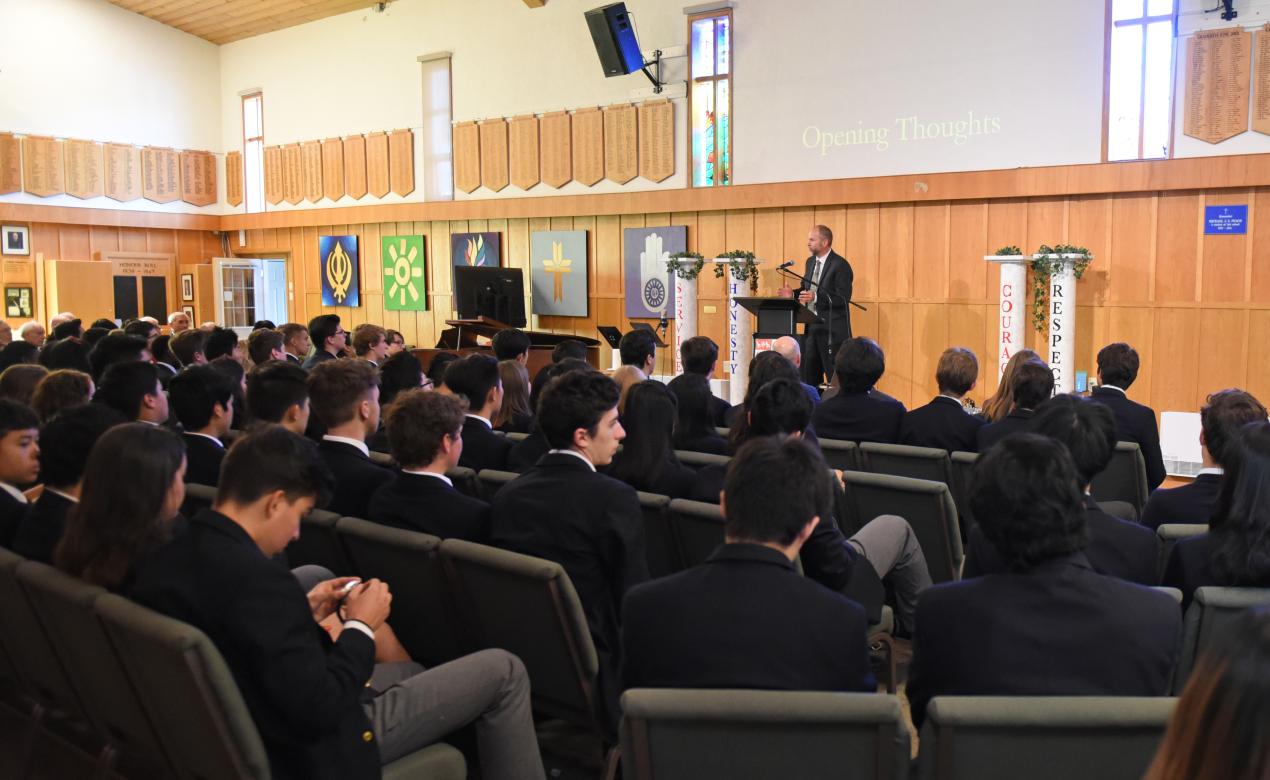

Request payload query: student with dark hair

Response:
[368,390,490,541]
[619,328,657,377]
[531,338,589,390]
[203,327,242,363]
[443,354,511,471]
[39,337,92,374]
[246,328,287,366]
[0,340,39,375]
[494,359,533,434]
[251,320,276,331]
[210,357,247,430]
[50,317,83,342]
[308,359,393,517]
[509,358,594,472]
[964,395,1158,584]
[90,318,117,331]
[54,423,186,589]
[0,364,48,407]
[352,324,388,366]
[726,350,805,443]
[622,435,873,692]
[31,369,94,423]
[169,364,237,486]
[900,347,987,452]
[427,351,461,387]
[490,369,645,733]
[492,328,532,363]
[669,372,729,455]
[94,361,168,424]
[125,427,545,779]
[88,333,150,381]
[279,322,310,365]
[608,381,695,498]
[13,404,123,562]
[150,334,179,385]
[0,400,40,546]
[976,358,1053,451]
[1090,342,1166,489]
[1143,607,1270,780]
[384,329,406,356]
[1143,389,1266,530]
[123,318,159,347]
[666,336,730,427]
[169,328,208,368]
[1165,421,1270,607]
[906,434,1181,729]
[378,351,427,407]
[809,337,906,443]
[246,360,310,434]
[303,314,346,370]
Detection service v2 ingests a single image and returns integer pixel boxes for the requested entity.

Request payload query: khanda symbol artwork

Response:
[325,240,353,303]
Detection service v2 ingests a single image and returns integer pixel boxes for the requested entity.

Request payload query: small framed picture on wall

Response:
[182,305,195,321]
[181,273,194,301]
[2,226,29,256]
[5,287,32,319]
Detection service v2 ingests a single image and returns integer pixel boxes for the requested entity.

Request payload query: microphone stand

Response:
[779,263,839,365]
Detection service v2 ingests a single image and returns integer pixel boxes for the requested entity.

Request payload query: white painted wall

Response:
[0,0,222,213]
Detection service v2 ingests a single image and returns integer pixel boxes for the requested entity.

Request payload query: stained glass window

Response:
[689,10,731,187]
[1106,0,1176,161]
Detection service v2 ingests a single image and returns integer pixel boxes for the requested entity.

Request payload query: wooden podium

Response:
[733,297,816,351]
[413,317,601,376]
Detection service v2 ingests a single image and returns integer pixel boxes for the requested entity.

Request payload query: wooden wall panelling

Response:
[1108,193,1154,303]
[90,226,120,258]
[507,217,533,325]
[1069,195,1112,305]
[1105,305,1156,406]
[388,130,414,197]
[1153,191,1200,303]
[842,205,875,301]
[878,303,915,406]
[911,202,949,302]
[1196,308,1249,402]
[947,201,988,301]
[947,303,992,401]
[594,214,623,298]
[478,120,509,193]
[147,229,176,255]
[1246,311,1270,403]
[1150,308,1201,413]
[321,139,345,202]
[1025,197,1066,251]
[60,225,91,261]
[878,203,914,301]
[781,208,814,287]
[752,208,784,294]
[1251,188,1270,303]
[910,302,949,404]
[343,136,367,200]
[1200,189,1251,303]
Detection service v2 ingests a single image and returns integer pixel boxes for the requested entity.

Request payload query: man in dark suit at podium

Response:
[797,225,854,386]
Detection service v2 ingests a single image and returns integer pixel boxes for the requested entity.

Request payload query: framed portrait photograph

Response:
[181,273,194,301]
[2,226,29,256]
[5,287,32,319]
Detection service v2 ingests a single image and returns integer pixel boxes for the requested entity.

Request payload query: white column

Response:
[1046,255,1079,394]
[985,256,1028,381]
[716,259,758,406]
[671,272,698,377]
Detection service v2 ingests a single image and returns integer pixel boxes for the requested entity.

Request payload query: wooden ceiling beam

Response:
[105,0,374,45]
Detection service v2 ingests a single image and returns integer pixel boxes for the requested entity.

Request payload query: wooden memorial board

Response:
[225,151,243,207]
[64,139,104,199]
[1253,27,1270,136]
[1184,27,1251,144]
[388,129,415,196]
[539,111,572,188]
[509,114,540,190]
[22,136,64,197]
[105,143,141,202]
[264,146,284,205]
[142,146,180,203]
[453,122,480,194]
[366,132,390,198]
[638,99,675,182]
[321,138,345,201]
[301,141,324,202]
[180,150,217,206]
[0,133,22,195]
[343,135,367,199]
[571,107,604,186]
[479,119,509,192]
[603,103,637,184]
[282,144,303,205]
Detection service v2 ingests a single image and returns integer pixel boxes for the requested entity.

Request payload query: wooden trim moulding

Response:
[0,202,221,231]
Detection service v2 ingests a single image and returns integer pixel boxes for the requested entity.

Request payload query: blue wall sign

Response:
[1204,205,1248,235]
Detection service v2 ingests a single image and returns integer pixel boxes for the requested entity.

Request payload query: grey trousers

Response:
[847,513,933,634]
[366,649,546,779]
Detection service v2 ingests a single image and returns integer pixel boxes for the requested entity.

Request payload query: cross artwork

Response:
[543,241,572,302]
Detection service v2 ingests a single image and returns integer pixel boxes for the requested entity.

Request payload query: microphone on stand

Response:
[777,260,796,270]
[657,312,668,337]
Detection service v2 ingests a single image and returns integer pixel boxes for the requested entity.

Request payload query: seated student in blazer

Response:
[246,360,311,435]
[246,328,288,368]
[607,381,697,499]
[0,400,40,547]
[771,336,823,405]
[975,359,1053,451]
[507,358,594,472]
[203,327,243,364]
[906,434,1181,729]
[442,354,512,472]
[492,328,532,365]
[488,369,647,735]
[123,427,546,780]
[618,328,658,382]
[302,314,347,371]
[280,322,311,366]
[1088,342,1167,490]
[965,395,1159,585]
[668,372,729,455]
[93,361,169,426]
[666,336,730,426]
[900,347,987,452]
[168,364,237,487]
[352,324,389,368]
[1164,420,1270,609]
[621,435,874,693]
[168,328,208,370]
[1141,389,1266,530]
[308,359,393,519]
[368,351,431,453]
[809,337,906,444]
[13,404,122,563]
[368,390,490,541]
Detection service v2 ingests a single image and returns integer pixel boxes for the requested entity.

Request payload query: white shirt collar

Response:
[1197,467,1224,477]
[1098,384,1127,395]
[547,448,596,472]
[401,468,453,486]
[322,435,370,457]
[45,487,79,503]
[465,413,492,429]
[0,482,27,504]
[185,431,225,448]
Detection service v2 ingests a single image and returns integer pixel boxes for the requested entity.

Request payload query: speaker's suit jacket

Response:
[799,250,854,341]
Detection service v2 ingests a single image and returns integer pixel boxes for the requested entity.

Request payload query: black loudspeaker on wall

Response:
[585,2,644,77]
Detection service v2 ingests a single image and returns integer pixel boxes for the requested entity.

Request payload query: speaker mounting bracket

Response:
[640,50,664,94]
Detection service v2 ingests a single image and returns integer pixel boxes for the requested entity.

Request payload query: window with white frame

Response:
[420,54,454,200]
[1106,0,1176,161]
[242,92,265,212]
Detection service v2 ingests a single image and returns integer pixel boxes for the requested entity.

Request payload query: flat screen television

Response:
[453,266,527,327]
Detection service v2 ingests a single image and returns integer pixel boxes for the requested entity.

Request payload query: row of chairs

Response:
[0,546,464,780]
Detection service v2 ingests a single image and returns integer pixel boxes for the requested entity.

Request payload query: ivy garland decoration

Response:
[714,249,760,294]
[1027,244,1092,332]
[666,251,706,280]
